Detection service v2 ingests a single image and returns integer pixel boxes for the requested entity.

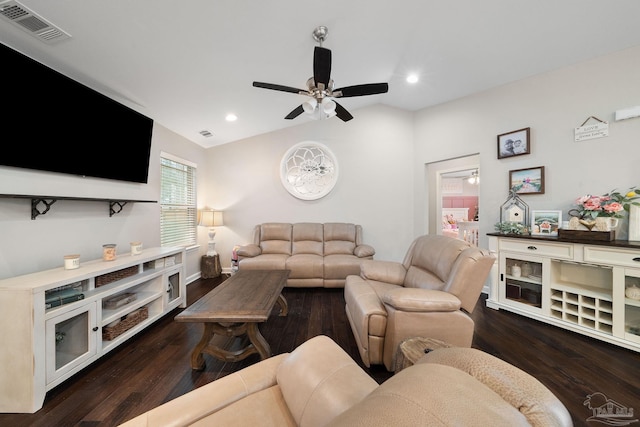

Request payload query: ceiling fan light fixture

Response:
[302,98,318,114]
[321,98,336,114]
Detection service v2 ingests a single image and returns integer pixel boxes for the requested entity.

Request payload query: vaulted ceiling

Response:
[2,0,640,148]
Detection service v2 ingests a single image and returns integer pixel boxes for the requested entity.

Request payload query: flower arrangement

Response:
[570,187,640,220]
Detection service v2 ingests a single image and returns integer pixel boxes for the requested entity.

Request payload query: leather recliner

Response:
[344,234,495,371]
[118,335,572,427]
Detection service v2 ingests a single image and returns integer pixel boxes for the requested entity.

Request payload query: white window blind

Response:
[160,153,197,247]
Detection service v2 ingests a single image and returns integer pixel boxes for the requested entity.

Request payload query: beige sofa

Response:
[345,234,495,371]
[237,222,375,287]
[118,335,572,427]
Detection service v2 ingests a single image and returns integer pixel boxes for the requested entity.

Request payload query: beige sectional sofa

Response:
[237,222,375,287]
[118,335,572,427]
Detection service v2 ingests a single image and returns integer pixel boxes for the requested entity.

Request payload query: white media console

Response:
[0,246,186,413]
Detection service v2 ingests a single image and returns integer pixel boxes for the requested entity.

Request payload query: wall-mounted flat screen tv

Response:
[1,42,153,184]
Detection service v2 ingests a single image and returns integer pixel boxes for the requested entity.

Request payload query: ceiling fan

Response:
[252,26,389,122]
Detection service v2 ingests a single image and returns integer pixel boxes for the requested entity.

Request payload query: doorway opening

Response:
[425,154,480,245]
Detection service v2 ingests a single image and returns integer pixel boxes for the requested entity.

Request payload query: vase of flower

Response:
[569,187,639,236]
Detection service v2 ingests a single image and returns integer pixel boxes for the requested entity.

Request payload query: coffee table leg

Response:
[246,322,271,360]
[277,293,288,316]
[190,323,214,370]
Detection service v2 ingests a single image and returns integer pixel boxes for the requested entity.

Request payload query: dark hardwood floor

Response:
[2,275,639,427]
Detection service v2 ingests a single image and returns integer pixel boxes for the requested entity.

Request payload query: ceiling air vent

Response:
[0,0,70,43]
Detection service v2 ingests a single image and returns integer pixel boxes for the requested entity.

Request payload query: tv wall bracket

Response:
[0,194,157,220]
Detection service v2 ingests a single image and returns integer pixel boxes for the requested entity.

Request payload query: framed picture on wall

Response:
[497,127,530,159]
[531,210,562,236]
[509,166,545,195]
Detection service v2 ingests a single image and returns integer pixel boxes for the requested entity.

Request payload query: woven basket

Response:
[102,307,148,341]
[96,265,139,288]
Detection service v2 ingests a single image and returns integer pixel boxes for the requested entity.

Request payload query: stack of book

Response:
[45,288,84,309]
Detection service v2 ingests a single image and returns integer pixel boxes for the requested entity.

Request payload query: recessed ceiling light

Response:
[225,113,238,122]
[406,74,419,84]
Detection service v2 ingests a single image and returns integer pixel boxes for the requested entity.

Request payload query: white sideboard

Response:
[486,234,640,353]
[0,246,186,413]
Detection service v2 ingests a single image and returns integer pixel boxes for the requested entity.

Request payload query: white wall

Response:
[414,45,640,248]
[0,123,208,280]
[204,104,416,268]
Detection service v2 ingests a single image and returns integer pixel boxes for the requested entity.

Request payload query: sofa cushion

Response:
[239,254,289,270]
[286,254,324,279]
[327,363,529,427]
[323,254,363,280]
[324,223,357,255]
[292,223,324,256]
[277,335,378,427]
[260,223,293,255]
[403,236,468,287]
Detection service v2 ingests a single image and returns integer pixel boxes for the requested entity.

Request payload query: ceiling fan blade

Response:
[313,46,332,88]
[333,101,353,122]
[253,81,306,94]
[285,105,305,120]
[333,83,389,98]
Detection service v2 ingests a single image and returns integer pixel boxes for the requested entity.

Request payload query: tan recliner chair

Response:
[344,234,495,371]
[118,335,572,427]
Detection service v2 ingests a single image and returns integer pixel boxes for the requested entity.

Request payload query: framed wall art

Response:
[509,166,545,195]
[531,210,562,236]
[497,127,530,159]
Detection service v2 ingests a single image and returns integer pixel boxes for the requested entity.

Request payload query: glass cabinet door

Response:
[46,303,97,384]
[165,268,182,308]
[624,269,640,342]
[500,253,544,310]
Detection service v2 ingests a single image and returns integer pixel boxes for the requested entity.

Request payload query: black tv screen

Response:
[1,42,153,184]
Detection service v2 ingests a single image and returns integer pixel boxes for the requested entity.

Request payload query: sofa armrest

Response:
[353,244,375,258]
[360,260,406,285]
[381,288,461,312]
[236,243,261,258]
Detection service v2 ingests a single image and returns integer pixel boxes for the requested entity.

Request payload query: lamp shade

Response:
[198,210,224,227]
[302,98,318,114]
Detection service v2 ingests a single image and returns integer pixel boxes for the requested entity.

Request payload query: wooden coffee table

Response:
[175,269,290,370]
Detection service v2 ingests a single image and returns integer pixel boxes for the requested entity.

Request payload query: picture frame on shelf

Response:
[509,166,545,195]
[531,210,562,236]
[497,127,530,159]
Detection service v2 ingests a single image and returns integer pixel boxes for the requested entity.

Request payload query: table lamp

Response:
[198,209,224,256]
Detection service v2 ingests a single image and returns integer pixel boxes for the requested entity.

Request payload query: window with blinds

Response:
[160,153,197,247]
